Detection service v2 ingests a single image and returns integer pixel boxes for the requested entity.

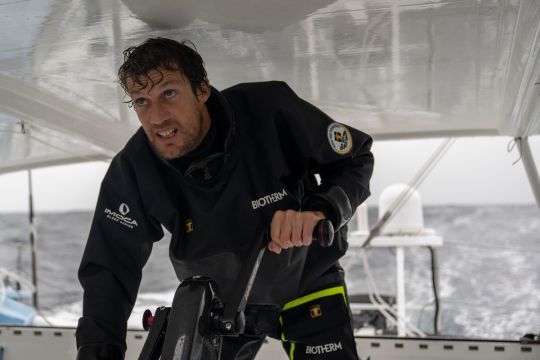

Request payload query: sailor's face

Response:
[127,68,211,160]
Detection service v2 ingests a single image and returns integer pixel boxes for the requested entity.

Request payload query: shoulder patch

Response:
[327,123,353,155]
[104,202,139,230]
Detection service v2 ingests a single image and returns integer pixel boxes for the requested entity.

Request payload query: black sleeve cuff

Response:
[302,185,353,230]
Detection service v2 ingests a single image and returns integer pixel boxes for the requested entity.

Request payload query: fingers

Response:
[268,210,326,254]
[268,241,282,254]
[270,210,293,250]
[301,215,314,246]
[292,212,303,246]
[270,210,284,249]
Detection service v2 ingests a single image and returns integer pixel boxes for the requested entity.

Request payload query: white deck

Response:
[0,326,538,359]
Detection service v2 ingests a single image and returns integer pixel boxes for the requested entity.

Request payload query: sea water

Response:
[0,205,538,340]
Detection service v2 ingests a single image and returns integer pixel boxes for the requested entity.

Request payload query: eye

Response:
[164,89,176,98]
[134,98,147,107]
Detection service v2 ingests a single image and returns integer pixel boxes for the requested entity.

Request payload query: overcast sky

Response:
[0,136,539,213]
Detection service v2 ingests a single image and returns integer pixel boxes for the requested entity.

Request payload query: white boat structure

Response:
[0,268,36,325]
[0,0,539,359]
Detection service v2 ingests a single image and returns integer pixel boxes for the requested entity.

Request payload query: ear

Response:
[197,78,211,104]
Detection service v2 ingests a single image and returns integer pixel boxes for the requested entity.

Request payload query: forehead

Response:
[126,68,185,96]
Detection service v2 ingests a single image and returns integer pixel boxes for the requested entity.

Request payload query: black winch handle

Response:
[312,219,334,247]
[220,219,335,336]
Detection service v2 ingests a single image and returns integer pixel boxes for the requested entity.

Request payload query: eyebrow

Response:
[129,78,179,97]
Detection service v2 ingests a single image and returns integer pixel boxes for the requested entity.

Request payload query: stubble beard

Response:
[147,115,206,161]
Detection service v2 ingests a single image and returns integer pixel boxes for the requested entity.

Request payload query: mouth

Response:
[156,128,178,139]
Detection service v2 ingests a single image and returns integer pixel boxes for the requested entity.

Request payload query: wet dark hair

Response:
[118,37,207,101]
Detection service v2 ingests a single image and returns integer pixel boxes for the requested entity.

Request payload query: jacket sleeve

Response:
[270,82,374,229]
[76,153,163,355]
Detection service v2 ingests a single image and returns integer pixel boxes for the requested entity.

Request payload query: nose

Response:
[149,104,171,126]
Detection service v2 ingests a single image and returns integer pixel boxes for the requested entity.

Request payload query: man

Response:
[76,37,373,359]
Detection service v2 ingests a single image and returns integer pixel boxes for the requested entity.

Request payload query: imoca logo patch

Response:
[104,203,138,229]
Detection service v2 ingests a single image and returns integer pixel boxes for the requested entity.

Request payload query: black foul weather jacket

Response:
[76,81,374,355]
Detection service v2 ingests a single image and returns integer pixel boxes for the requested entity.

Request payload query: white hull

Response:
[1,326,538,360]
